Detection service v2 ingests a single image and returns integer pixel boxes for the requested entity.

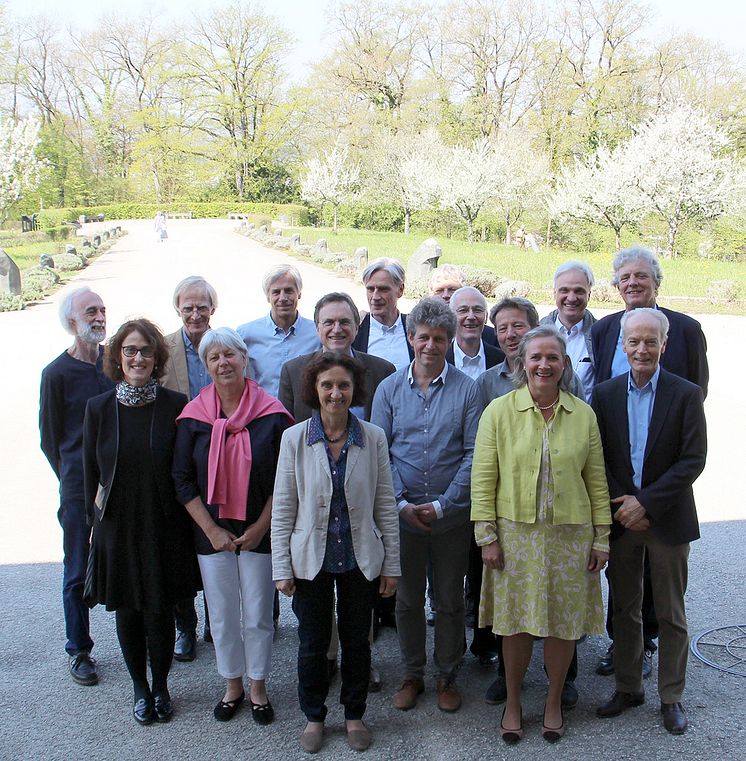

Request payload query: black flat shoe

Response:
[154,693,174,723]
[249,697,275,725]
[134,697,154,725]
[214,690,245,721]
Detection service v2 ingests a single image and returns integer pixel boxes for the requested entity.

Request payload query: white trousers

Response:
[198,550,274,680]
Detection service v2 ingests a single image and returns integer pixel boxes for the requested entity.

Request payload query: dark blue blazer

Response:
[591,307,709,397]
[352,313,414,361]
[445,340,505,370]
[591,368,706,546]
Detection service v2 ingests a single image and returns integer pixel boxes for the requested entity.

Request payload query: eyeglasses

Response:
[122,345,155,358]
[454,306,486,315]
[179,305,211,316]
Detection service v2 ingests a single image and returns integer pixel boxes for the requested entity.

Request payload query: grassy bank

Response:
[287,226,746,314]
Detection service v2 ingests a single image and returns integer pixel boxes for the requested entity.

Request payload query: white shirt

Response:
[555,316,593,402]
[367,314,411,370]
[452,340,486,380]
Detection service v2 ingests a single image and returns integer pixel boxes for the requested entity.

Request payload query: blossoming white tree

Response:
[0,116,44,225]
[626,105,742,257]
[301,144,360,232]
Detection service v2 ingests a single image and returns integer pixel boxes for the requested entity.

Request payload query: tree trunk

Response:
[467,217,474,243]
[404,209,410,234]
[665,221,677,258]
[333,205,338,233]
[614,227,621,251]
[505,226,512,245]
[545,217,552,246]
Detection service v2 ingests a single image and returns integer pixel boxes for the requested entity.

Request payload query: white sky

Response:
[4,0,745,74]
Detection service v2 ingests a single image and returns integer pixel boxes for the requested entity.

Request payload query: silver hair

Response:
[172,276,218,311]
[59,286,93,335]
[611,246,664,288]
[407,297,457,341]
[449,286,488,312]
[554,260,595,288]
[510,325,575,392]
[620,307,670,341]
[361,257,406,287]
[429,264,465,291]
[489,297,539,329]
[262,264,303,298]
[197,327,248,372]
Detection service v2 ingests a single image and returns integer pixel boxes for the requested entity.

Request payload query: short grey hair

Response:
[59,286,93,335]
[429,264,465,291]
[172,276,218,312]
[554,260,595,288]
[489,297,539,329]
[510,325,575,391]
[621,307,669,341]
[197,327,248,371]
[407,297,457,341]
[262,264,303,297]
[450,286,487,312]
[361,257,405,287]
[611,246,663,288]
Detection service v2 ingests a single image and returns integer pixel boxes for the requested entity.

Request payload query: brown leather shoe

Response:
[392,677,424,710]
[661,702,687,734]
[346,722,372,751]
[436,676,462,713]
[300,722,324,754]
[596,690,645,718]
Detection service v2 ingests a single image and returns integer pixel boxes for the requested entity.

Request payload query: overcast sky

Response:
[4,0,745,77]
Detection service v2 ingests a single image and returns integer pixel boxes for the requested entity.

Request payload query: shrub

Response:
[461,265,504,297]
[21,283,46,302]
[0,293,24,312]
[54,253,86,271]
[494,280,531,300]
[23,266,60,291]
[592,279,618,303]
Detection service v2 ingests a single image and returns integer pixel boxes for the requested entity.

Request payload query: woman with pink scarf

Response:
[173,327,292,725]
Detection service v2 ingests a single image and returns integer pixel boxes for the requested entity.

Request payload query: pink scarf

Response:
[178,379,293,520]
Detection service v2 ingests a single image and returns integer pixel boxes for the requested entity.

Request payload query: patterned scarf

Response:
[116,378,158,406]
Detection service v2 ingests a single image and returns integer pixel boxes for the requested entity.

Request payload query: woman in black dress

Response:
[83,318,197,725]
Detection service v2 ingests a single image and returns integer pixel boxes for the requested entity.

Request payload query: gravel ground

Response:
[0,219,743,760]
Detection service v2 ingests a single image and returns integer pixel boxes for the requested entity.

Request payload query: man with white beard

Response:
[40,287,114,686]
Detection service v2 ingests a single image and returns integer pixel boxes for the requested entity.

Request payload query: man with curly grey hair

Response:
[39,287,114,686]
[371,297,482,714]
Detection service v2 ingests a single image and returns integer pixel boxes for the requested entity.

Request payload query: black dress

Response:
[87,403,196,612]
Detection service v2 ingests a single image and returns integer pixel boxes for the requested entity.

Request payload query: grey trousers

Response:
[396,522,471,680]
[608,528,690,703]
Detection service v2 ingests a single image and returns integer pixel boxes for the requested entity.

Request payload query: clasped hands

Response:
[400,502,437,532]
[208,524,262,553]
[611,495,651,531]
[275,576,397,599]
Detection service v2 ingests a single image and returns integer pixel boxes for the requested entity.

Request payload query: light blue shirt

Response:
[627,366,660,489]
[367,315,411,370]
[182,328,211,400]
[611,329,630,379]
[237,313,321,398]
[371,361,482,535]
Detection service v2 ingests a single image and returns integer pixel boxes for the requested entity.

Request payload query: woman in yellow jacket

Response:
[472,325,611,745]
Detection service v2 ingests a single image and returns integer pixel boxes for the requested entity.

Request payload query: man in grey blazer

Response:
[279,292,396,423]
[160,275,218,661]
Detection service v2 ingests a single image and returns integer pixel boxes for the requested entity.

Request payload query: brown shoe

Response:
[346,722,372,751]
[300,722,324,754]
[436,676,462,713]
[661,702,687,734]
[392,677,424,710]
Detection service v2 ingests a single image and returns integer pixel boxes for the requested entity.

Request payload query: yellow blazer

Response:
[471,387,610,528]
[271,418,401,582]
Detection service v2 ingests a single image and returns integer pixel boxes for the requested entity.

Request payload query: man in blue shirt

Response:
[40,287,114,686]
[371,298,482,714]
[237,264,320,398]
[161,275,219,660]
[593,308,706,735]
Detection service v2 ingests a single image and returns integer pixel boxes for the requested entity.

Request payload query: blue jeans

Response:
[292,569,378,722]
[58,499,94,655]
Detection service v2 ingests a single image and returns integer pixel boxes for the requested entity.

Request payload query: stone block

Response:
[406,238,441,282]
[0,249,22,295]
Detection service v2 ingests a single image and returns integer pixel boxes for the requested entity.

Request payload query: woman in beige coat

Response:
[272,353,400,753]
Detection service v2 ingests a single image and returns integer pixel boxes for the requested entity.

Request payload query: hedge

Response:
[36,202,310,228]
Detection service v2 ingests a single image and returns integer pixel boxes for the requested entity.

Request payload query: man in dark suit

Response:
[351,258,413,370]
[279,292,396,423]
[591,245,709,678]
[593,308,706,735]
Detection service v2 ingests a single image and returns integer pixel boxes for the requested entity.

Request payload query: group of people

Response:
[39,245,707,752]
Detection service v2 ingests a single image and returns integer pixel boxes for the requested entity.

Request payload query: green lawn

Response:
[2,240,69,270]
[287,226,746,314]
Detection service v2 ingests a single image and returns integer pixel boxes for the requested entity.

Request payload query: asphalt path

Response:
[0,219,743,760]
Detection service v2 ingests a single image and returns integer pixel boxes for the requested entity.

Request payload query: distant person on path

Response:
[237,265,320,398]
[83,319,198,725]
[40,286,114,687]
[352,258,414,370]
[173,328,292,726]
[539,261,596,403]
[272,353,400,753]
[161,275,219,661]
[154,211,168,243]
[593,309,707,735]
[472,325,611,745]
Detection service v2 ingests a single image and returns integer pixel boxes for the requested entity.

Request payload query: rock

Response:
[290,233,301,248]
[103,231,110,240]
[354,247,368,269]
[315,239,328,257]
[39,254,55,269]
[93,235,102,247]
[65,244,77,255]
[247,223,255,230]
[259,225,268,233]
[407,238,441,282]
[0,249,22,295]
